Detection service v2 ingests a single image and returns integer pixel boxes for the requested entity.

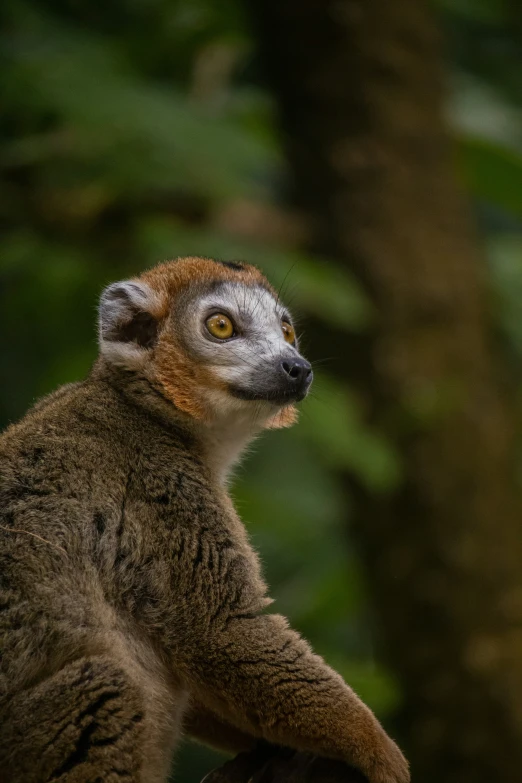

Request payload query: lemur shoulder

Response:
[0,257,409,783]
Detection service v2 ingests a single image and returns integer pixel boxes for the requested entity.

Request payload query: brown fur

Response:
[0,258,409,783]
[154,333,221,421]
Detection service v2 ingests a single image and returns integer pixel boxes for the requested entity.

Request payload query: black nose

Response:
[280,358,313,387]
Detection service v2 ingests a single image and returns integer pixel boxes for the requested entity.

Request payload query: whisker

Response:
[275,262,297,308]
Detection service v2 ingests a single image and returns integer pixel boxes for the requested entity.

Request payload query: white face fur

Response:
[179,281,312,413]
[174,279,312,478]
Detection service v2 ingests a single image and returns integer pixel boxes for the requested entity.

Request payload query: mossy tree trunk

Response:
[246,1,522,781]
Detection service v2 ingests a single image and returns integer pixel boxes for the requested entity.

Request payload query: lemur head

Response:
[98,257,312,431]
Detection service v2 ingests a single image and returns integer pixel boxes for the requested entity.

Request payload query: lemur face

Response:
[99,257,312,427]
[179,279,312,405]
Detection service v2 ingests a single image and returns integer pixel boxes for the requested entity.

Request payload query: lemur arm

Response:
[182,612,408,783]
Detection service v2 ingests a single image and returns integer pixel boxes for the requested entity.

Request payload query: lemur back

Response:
[0,257,409,783]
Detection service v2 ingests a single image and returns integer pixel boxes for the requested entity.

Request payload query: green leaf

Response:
[299,375,402,493]
[2,9,278,202]
[487,234,522,354]
[328,658,402,717]
[436,0,509,25]
[457,135,522,217]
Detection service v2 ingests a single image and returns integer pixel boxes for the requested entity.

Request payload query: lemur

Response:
[0,257,409,783]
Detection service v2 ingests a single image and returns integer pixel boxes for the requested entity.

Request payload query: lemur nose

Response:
[280,358,313,385]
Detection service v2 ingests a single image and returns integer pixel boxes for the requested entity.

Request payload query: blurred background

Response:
[1,1,522,781]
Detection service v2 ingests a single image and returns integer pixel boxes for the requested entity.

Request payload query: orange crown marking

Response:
[138,257,275,309]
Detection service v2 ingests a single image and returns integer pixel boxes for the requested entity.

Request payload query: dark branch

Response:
[201,745,368,783]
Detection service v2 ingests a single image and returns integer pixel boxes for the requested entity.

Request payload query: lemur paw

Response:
[363,732,410,783]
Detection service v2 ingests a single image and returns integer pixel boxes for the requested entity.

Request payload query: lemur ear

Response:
[99,280,162,367]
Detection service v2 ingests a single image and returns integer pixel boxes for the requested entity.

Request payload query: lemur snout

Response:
[228,350,313,405]
[279,358,313,400]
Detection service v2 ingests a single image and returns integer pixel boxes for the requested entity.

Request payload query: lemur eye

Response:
[206,313,235,340]
[281,321,296,344]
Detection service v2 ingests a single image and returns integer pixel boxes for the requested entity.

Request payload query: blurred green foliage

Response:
[1,0,521,779]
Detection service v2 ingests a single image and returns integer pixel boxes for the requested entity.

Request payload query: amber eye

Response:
[282,320,296,344]
[206,313,235,340]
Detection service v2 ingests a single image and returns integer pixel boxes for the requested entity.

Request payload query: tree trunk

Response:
[246,1,522,781]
